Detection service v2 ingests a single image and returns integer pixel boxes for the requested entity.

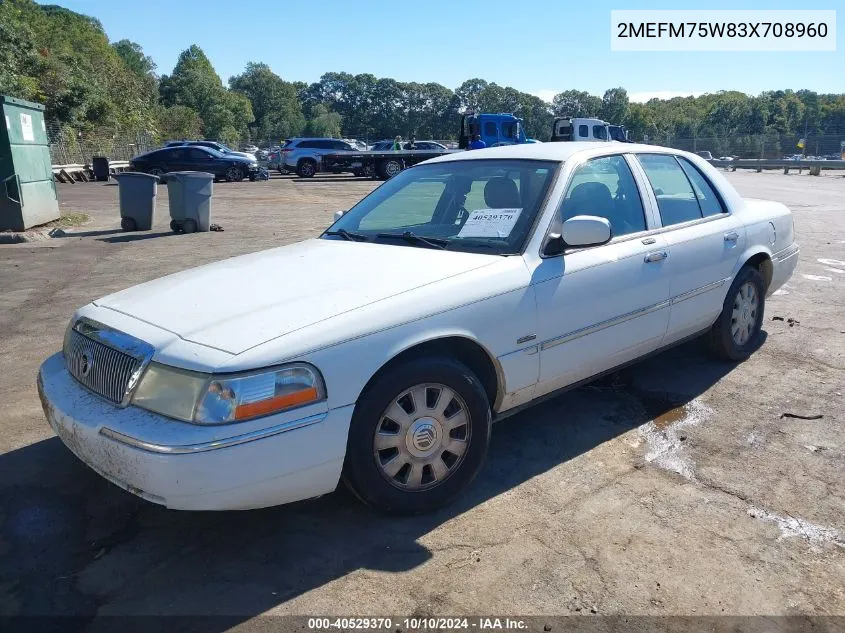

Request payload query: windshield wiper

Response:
[375,231,449,249]
[325,229,369,242]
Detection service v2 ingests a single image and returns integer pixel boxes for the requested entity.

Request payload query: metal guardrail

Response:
[51,161,131,183]
[709,158,845,175]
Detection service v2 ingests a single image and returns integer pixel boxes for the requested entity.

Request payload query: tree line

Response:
[1,0,843,148]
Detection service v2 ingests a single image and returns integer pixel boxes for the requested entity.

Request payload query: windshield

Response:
[325,159,559,255]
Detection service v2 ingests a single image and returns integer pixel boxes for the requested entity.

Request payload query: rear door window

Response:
[676,157,725,216]
[593,125,608,140]
[483,121,497,138]
[578,124,588,138]
[636,154,703,226]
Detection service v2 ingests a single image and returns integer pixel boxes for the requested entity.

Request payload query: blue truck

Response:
[319,112,536,180]
[457,112,537,148]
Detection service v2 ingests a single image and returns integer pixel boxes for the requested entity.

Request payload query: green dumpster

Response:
[0,96,60,231]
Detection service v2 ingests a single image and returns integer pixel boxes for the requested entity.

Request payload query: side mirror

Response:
[561,215,612,248]
[542,233,565,257]
[334,210,346,222]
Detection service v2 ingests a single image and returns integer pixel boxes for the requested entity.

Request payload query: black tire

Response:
[707,265,766,361]
[297,159,316,178]
[378,159,403,180]
[225,166,245,182]
[120,217,137,231]
[182,219,197,234]
[169,220,180,233]
[342,357,492,515]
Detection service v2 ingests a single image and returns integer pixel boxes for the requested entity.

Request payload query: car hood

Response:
[95,239,502,355]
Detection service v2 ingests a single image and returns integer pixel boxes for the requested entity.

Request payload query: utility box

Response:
[0,96,60,231]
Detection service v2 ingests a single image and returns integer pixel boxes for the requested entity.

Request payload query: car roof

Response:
[290,137,350,142]
[424,141,683,164]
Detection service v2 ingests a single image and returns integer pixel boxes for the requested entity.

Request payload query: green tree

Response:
[229,62,305,141]
[551,90,602,117]
[0,0,42,101]
[160,45,253,142]
[600,87,629,124]
[112,39,156,78]
[455,78,489,112]
[304,104,342,137]
[156,104,203,140]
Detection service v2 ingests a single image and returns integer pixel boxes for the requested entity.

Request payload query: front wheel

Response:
[707,265,766,361]
[297,160,316,178]
[342,357,492,515]
[225,166,245,182]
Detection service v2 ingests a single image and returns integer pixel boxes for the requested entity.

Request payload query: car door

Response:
[183,147,219,175]
[634,153,746,344]
[530,154,672,398]
[154,147,185,172]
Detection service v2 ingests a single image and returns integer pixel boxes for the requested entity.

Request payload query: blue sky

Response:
[46,0,842,101]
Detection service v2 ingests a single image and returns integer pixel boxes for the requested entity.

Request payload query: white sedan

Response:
[37,142,799,514]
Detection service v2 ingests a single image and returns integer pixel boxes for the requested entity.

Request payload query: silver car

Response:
[281,138,357,177]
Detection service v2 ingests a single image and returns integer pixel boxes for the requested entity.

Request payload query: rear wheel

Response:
[120,217,137,231]
[181,219,197,234]
[342,357,491,515]
[297,159,316,178]
[707,266,766,361]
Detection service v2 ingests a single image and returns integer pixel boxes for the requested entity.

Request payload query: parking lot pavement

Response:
[0,171,843,625]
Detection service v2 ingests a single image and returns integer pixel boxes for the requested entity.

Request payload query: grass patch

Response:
[43,211,90,229]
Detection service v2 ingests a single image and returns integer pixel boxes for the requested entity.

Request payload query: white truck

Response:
[551,117,630,143]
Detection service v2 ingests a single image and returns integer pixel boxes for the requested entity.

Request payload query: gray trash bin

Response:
[166,171,214,233]
[115,172,159,231]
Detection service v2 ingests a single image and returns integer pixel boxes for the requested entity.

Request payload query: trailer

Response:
[321,148,461,180]
[319,112,536,180]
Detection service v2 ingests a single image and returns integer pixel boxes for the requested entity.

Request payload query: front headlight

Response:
[132,362,325,425]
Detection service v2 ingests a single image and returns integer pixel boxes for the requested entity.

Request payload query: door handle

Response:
[3,174,22,206]
[724,231,739,242]
[644,251,668,263]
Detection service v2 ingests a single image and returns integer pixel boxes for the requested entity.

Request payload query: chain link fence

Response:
[46,122,156,165]
[647,134,845,160]
[46,123,844,165]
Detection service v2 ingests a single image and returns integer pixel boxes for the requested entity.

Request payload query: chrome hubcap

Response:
[373,383,470,490]
[731,281,759,346]
[386,161,401,177]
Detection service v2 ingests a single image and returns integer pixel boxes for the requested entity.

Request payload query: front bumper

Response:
[37,353,353,510]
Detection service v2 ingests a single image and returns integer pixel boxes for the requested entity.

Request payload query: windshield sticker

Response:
[457,208,523,238]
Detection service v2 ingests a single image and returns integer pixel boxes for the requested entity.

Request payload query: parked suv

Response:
[280,138,356,177]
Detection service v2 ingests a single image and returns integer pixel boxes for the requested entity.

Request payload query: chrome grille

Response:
[63,319,154,405]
